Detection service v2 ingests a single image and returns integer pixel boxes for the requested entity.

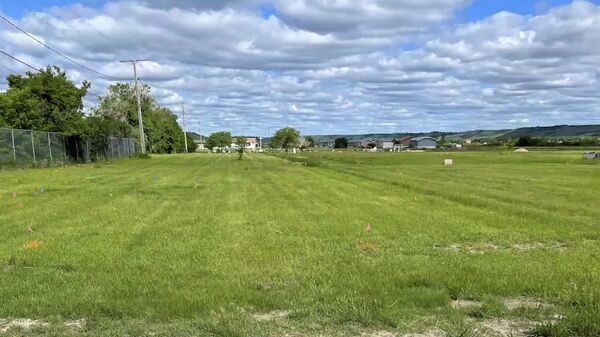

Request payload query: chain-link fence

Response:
[0,127,136,167]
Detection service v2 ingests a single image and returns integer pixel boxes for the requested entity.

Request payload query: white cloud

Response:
[1,0,599,135]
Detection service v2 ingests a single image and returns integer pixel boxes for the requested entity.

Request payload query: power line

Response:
[0,49,102,98]
[0,49,42,72]
[27,11,70,38]
[0,13,127,81]
[69,7,114,43]
[0,62,19,74]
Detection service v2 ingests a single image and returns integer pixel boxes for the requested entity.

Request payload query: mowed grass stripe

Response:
[0,152,599,335]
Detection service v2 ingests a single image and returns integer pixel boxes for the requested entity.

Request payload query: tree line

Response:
[0,66,195,156]
[203,127,312,153]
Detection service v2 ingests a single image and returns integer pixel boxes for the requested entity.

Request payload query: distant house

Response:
[348,138,378,149]
[231,137,260,152]
[245,137,259,152]
[318,141,335,148]
[194,138,206,151]
[380,138,395,150]
[411,137,438,149]
[394,137,412,151]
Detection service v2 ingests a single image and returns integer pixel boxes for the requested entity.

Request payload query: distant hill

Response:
[499,125,600,139]
[310,124,600,143]
[186,132,203,141]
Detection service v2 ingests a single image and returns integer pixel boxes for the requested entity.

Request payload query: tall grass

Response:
[0,151,598,336]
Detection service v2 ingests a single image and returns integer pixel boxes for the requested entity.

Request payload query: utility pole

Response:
[181,102,188,153]
[120,59,149,154]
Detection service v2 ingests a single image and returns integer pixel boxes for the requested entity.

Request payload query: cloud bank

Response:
[1,0,599,135]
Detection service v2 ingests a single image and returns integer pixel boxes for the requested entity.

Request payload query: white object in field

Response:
[514,148,529,152]
[444,159,453,166]
[293,148,297,154]
[583,152,598,159]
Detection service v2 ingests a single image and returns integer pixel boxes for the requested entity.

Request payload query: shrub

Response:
[304,156,323,167]
[134,153,152,160]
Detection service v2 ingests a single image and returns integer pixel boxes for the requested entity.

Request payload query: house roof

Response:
[412,137,437,142]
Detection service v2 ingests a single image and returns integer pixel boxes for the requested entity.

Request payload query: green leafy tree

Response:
[185,133,197,153]
[0,66,89,135]
[95,83,186,154]
[500,138,517,153]
[206,131,232,151]
[334,137,348,149]
[270,127,300,151]
[439,135,447,147]
[304,136,316,148]
[83,116,132,160]
[235,137,246,160]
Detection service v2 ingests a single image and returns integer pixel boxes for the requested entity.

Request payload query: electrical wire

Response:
[0,62,19,74]
[69,7,114,43]
[0,13,128,81]
[0,49,42,72]
[0,49,103,98]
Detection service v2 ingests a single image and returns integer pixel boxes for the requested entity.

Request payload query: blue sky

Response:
[461,0,600,20]
[1,0,600,135]
[4,0,600,20]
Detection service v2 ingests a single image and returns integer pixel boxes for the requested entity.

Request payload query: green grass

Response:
[1,151,599,336]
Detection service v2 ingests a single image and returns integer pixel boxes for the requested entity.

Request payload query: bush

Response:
[304,156,323,167]
[134,153,152,160]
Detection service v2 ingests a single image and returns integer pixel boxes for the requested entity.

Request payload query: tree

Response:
[83,116,132,160]
[334,137,348,149]
[439,135,447,147]
[185,133,197,153]
[0,66,89,135]
[206,131,232,151]
[95,83,186,154]
[235,137,246,160]
[304,136,316,148]
[270,127,300,151]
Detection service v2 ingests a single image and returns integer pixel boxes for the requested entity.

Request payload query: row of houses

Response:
[196,135,439,151]
[320,137,438,150]
[196,137,262,152]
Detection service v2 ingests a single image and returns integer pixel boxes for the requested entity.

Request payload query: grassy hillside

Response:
[311,125,600,143]
[501,125,600,138]
[1,152,599,336]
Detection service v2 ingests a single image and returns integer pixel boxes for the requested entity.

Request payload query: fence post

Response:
[11,129,16,161]
[110,138,114,159]
[86,138,90,163]
[48,133,53,163]
[31,130,36,165]
[75,141,79,162]
[63,136,67,162]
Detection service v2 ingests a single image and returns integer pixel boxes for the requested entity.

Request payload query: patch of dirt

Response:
[512,242,568,251]
[359,329,444,337]
[512,243,545,251]
[477,319,529,337]
[438,242,568,254]
[503,298,553,310]
[401,328,445,337]
[0,319,50,333]
[360,331,397,337]
[451,299,483,309]
[64,319,86,330]
[252,310,292,322]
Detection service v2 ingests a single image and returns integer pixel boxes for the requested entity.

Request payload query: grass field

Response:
[1,151,599,336]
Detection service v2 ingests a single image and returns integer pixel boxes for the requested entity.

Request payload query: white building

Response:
[231,137,260,152]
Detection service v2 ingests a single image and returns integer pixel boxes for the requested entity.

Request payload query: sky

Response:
[1,0,599,136]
